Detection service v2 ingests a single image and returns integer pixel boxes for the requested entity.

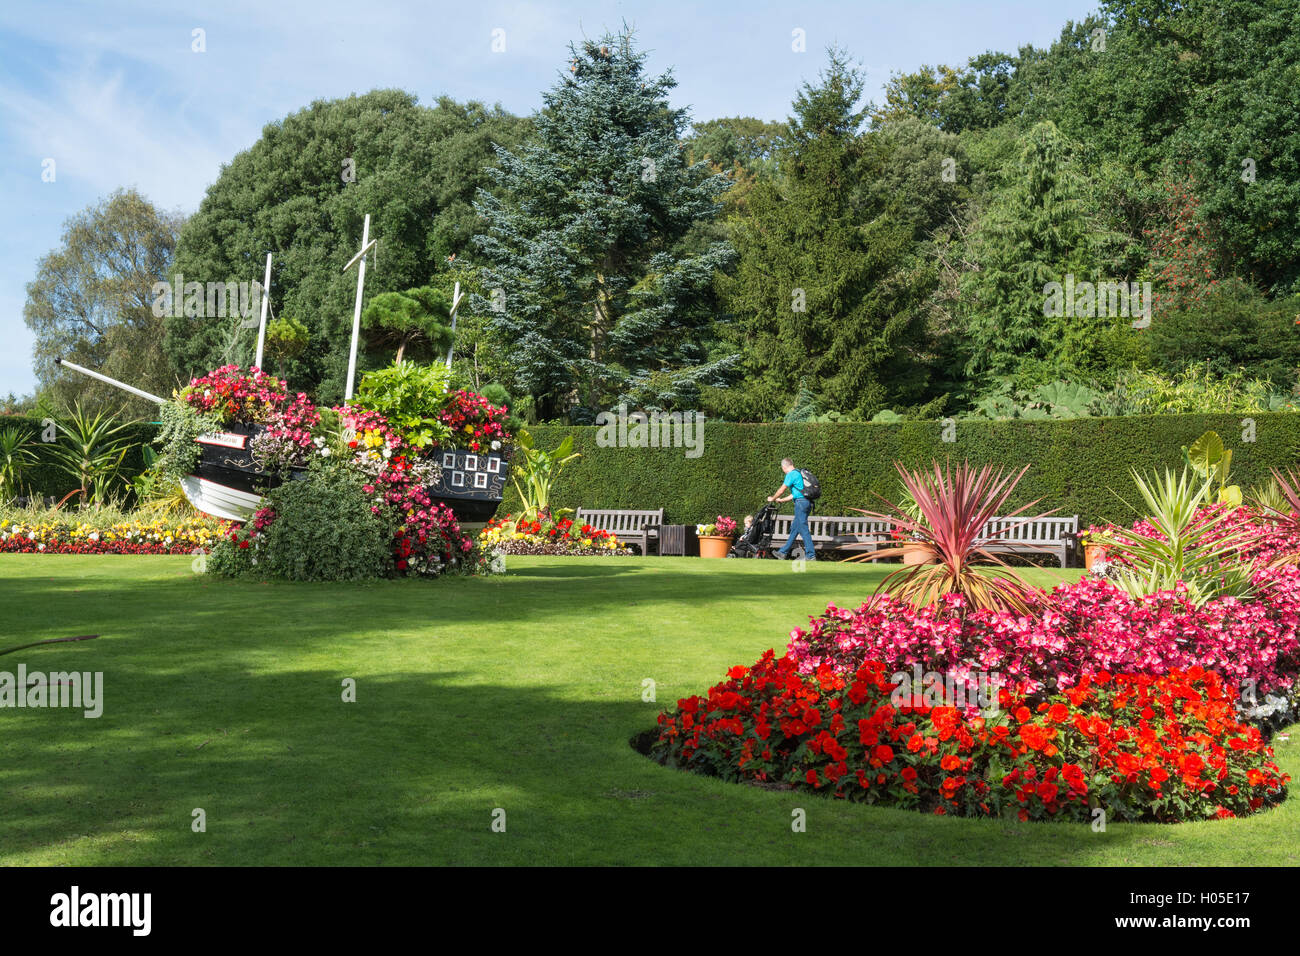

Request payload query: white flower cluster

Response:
[1237,693,1291,720]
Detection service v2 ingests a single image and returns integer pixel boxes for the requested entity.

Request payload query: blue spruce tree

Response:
[472,29,735,421]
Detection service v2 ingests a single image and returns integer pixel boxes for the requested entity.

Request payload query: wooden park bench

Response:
[976,514,1079,568]
[575,507,665,556]
[770,514,893,556]
[769,512,1077,565]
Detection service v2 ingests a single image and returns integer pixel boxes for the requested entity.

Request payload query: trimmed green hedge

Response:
[2,415,160,500]
[9,411,1299,531]
[505,414,1300,531]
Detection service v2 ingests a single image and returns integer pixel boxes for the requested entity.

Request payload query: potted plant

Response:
[1080,526,1115,571]
[899,532,935,566]
[696,515,736,559]
[893,486,935,565]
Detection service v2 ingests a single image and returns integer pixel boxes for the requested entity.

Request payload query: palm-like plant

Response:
[49,403,136,506]
[1249,476,1290,517]
[1106,467,1258,604]
[848,460,1053,614]
[0,425,38,500]
[510,430,580,521]
[130,446,195,517]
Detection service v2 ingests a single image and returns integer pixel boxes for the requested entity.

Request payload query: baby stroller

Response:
[728,503,779,558]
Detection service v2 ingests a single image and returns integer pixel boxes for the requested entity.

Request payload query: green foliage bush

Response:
[258,464,393,581]
[206,532,256,577]
[1146,282,1300,385]
[352,362,452,450]
[509,414,1300,530]
[155,402,221,483]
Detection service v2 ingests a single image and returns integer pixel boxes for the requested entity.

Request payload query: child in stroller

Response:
[728,503,779,558]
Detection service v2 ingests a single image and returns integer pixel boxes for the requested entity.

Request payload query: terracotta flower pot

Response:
[1084,544,1109,570]
[698,534,734,559]
[902,544,936,566]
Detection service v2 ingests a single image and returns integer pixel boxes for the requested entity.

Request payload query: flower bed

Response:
[650,651,1290,822]
[786,567,1300,720]
[479,514,631,556]
[0,516,224,554]
[151,364,515,579]
[213,432,479,579]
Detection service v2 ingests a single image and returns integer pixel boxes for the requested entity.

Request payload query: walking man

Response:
[768,458,815,561]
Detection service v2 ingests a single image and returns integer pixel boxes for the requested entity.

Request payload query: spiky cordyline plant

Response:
[1254,467,1300,567]
[848,460,1055,614]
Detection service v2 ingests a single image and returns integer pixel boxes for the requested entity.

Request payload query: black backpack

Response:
[799,468,822,501]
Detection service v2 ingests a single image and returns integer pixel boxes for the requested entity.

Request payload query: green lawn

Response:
[0,554,1295,866]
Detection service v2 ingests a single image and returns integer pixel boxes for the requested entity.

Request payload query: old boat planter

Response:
[55,358,510,527]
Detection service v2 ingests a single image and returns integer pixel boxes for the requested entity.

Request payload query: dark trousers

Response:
[777,497,816,559]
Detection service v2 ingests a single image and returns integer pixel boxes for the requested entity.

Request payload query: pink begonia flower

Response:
[787,517,1300,701]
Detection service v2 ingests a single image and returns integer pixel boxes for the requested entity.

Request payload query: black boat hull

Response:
[183,426,509,526]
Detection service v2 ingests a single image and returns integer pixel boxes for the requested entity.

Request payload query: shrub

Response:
[206,526,258,576]
[510,413,1300,531]
[155,400,221,483]
[1106,467,1257,605]
[257,464,393,581]
[49,403,138,505]
[352,362,453,451]
[651,651,1290,822]
[0,425,38,499]
[850,460,1049,613]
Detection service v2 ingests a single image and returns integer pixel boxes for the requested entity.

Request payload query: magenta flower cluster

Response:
[787,565,1300,703]
[438,389,511,454]
[181,365,290,425]
[250,392,321,471]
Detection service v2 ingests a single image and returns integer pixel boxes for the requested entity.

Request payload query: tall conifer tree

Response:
[719,49,932,421]
[472,29,734,421]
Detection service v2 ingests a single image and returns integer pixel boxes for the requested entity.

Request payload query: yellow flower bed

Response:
[0,516,225,553]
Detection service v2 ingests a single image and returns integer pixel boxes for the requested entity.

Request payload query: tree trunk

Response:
[591,264,615,410]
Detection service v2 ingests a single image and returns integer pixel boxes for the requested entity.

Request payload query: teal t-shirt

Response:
[783,469,805,499]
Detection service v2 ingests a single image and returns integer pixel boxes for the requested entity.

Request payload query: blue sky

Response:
[0,0,1099,395]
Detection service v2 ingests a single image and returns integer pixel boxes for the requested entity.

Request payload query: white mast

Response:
[445,280,465,369]
[254,252,272,370]
[342,214,377,401]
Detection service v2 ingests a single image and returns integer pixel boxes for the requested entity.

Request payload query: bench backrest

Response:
[576,508,664,535]
[836,516,892,539]
[771,514,883,539]
[979,514,1078,543]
